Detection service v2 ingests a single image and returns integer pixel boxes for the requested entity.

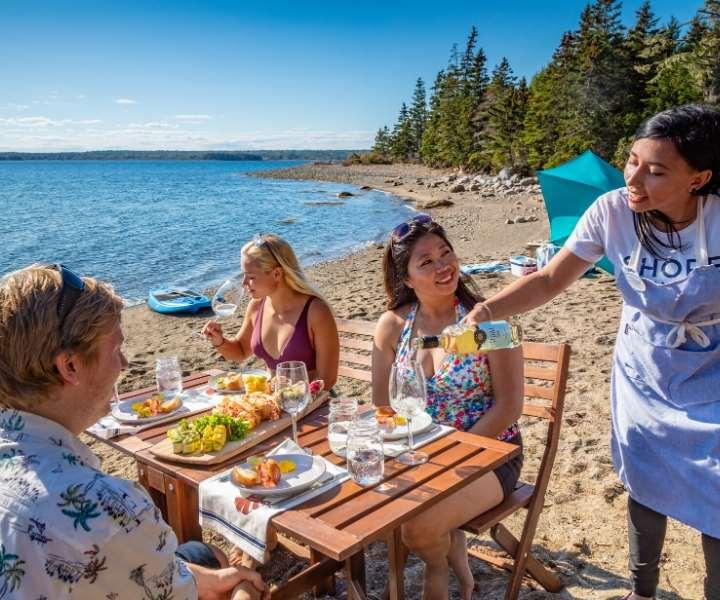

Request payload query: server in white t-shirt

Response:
[463,104,720,600]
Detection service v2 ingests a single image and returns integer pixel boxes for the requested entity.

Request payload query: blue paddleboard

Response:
[147,289,211,314]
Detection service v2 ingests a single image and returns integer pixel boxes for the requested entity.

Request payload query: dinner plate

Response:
[208,369,271,394]
[207,372,244,394]
[360,409,434,441]
[111,394,185,424]
[231,453,326,497]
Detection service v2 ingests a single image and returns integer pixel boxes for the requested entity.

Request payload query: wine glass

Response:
[212,275,245,320]
[276,361,311,450]
[388,360,428,465]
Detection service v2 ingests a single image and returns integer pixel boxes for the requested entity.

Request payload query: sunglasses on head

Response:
[252,234,280,264]
[390,214,433,240]
[51,264,85,330]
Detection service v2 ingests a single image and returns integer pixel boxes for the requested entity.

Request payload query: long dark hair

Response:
[382,218,482,311]
[632,104,720,258]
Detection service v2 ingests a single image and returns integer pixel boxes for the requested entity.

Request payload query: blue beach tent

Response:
[537,149,625,275]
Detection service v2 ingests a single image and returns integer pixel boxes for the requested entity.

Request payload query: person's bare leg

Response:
[404,529,451,600]
[401,472,503,600]
[446,530,474,600]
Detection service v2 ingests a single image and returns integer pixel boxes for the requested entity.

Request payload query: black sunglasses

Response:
[252,234,281,265]
[51,264,85,329]
[390,213,433,241]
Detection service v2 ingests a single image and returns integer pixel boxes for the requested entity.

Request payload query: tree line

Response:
[0,149,358,161]
[364,0,720,173]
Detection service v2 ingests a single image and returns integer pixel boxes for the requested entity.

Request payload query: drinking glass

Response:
[212,276,245,320]
[156,356,183,398]
[346,418,384,486]
[328,397,358,457]
[276,361,311,449]
[388,361,428,465]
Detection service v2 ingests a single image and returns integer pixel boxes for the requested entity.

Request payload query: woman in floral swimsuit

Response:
[373,216,524,600]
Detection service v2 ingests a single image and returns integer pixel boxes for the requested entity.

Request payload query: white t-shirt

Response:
[565,188,720,284]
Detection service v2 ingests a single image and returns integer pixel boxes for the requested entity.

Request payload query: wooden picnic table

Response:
[88,371,521,599]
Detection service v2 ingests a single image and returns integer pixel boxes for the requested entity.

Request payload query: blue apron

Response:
[613,196,720,537]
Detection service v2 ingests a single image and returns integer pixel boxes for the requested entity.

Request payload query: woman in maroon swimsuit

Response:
[203,234,339,389]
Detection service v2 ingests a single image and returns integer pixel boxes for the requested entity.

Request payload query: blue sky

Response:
[0,0,703,151]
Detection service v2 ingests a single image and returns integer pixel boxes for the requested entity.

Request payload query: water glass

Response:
[346,418,384,487]
[328,397,358,456]
[276,361,311,449]
[155,356,182,398]
[388,361,429,465]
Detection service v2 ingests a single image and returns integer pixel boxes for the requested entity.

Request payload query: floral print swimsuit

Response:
[395,301,519,441]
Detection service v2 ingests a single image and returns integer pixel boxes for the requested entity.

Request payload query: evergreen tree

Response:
[372,126,391,156]
[389,103,414,161]
[483,58,526,170]
[409,78,428,159]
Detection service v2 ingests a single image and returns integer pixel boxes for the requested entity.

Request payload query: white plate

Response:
[231,453,326,497]
[361,409,434,441]
[208,372,244,394]
[208,369,271,394]
[111,394,185,424]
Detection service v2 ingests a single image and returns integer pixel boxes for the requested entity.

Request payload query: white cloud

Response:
[115,98,138,105]
[172,114,213,122]
[0,103,30,111]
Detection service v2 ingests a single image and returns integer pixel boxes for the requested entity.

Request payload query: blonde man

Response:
[0,264,266,600]
[203,234,339,389]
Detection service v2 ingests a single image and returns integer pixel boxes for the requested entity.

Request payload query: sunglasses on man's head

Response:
[51,264,85,329]
[390,214,433,240]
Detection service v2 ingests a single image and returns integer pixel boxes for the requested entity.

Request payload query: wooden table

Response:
[89,372,521,599]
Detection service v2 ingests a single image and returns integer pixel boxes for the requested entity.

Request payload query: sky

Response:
[0,0,704,152]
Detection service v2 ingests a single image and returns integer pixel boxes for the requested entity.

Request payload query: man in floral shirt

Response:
[0,264,266,599]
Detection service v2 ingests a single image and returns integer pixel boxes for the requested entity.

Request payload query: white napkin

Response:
[199,439,349,564]
[86,386,218,440]
[382,423,455,457]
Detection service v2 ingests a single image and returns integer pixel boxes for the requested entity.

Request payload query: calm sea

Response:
[0,160,415,303]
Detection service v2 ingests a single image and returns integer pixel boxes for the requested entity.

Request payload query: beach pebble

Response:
[420,198,454,209]
[359,185,372,191]
[449,184,466,193]
[505,218,515,224]
[337,191,354,198]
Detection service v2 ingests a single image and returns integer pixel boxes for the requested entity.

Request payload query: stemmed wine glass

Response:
[276,361,311,451]
[194,275,245,341]
[212,276,245,319]
[388,360,428,465]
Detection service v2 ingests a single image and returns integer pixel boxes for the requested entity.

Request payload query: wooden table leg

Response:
[137,461,202,543]
[165,475,202,543]
[310,548,335,597]
[345,551,366,600]
[385,529,406,600]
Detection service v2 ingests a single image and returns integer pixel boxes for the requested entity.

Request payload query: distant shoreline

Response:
[0,150,363,161]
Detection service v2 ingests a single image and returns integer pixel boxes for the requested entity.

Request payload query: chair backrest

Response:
[519,341,571,495]
[336,318,375,383]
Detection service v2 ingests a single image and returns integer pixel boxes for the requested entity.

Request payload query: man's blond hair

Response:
[0,264,124,409]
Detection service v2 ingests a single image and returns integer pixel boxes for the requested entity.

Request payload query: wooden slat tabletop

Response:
[89,371,520,562]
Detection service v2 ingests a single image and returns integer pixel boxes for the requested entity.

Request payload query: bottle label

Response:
[475,321,516,350]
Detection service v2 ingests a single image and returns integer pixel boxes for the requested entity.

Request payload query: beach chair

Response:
[460,341,570,598]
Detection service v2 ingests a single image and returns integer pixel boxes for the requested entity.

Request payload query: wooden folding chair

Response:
[461,341,571,598]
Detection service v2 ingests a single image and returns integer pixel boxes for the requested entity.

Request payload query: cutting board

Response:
[148,392,328,465]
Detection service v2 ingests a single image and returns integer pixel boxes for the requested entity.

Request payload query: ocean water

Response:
[0,160,416,303]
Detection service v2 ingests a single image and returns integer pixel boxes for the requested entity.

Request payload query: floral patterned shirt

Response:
[0,408,197,599]
[395,301,520,441]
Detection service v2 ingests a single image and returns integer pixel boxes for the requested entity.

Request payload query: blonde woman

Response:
[203,234,339,390]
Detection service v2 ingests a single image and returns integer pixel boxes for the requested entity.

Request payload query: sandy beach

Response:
[85,162,702,599]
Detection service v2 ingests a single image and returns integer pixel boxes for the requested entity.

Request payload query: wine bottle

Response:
[411,320,522,354]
